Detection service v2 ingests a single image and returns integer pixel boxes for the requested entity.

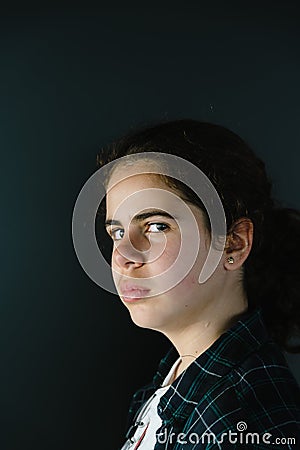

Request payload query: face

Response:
[105,163,223,334]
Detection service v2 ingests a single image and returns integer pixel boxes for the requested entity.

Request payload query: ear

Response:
[224,218,253,270]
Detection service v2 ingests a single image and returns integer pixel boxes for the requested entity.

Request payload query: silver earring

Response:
[227,256,234,264]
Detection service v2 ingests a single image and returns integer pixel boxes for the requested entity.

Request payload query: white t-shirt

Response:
[121,357,181,450]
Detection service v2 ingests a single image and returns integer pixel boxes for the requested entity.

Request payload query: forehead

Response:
[106,171,179,216]
[107,158,176,192]
[107,159,163,185]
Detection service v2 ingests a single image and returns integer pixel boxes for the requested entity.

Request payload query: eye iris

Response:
[113,229,124,240]
[149,223,168,232]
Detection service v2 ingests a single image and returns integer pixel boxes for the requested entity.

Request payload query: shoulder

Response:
[230,340,300,409]
[182,341,300,448]
[229,341,300,431]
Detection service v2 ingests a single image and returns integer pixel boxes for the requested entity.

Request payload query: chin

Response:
[128,310,164,331]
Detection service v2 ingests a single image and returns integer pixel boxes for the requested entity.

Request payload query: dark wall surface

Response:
[1,4,300,449]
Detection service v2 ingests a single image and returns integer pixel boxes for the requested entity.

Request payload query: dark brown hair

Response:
[97,118,300,353]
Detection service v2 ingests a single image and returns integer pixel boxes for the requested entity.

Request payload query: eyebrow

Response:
[105,210,177,227]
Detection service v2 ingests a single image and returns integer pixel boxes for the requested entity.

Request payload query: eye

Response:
[110,228,124,241]
[147,223,170,233]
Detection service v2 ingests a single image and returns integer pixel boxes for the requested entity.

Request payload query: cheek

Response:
[111,248,122,280]
[149,234,207,284]
[171,249,207,293]
[165,273,199,310]
[178,272,199,291]
[149,240,180,273]
[111,248,117,268]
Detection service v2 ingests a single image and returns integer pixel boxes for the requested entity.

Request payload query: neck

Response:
[165,291,248,380]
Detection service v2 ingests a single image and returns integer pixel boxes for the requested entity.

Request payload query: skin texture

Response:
[105,163,254,378]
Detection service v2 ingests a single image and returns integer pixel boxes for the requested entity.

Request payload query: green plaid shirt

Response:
[122,307,300,449]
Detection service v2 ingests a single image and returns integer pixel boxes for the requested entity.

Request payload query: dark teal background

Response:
[1,4,300,449]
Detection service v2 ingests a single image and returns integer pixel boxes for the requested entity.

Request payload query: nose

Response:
[113,232,150,269]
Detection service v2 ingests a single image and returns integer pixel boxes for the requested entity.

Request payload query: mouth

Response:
[119,284,151,303]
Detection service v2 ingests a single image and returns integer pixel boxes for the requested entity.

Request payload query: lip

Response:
[119,283,151,302]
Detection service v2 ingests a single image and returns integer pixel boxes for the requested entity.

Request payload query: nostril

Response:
[113,242,146,267]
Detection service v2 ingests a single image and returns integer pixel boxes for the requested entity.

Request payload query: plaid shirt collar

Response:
[151,307,272,425]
